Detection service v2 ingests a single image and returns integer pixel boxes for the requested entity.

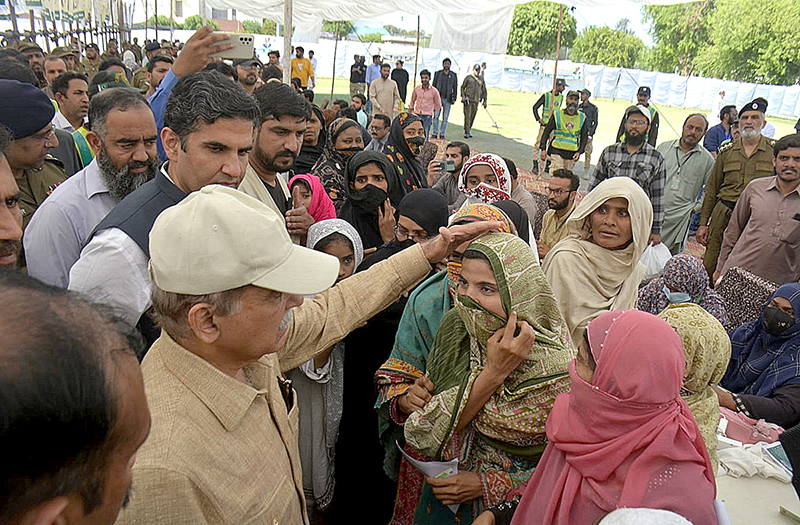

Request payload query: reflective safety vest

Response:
[541,91,563,123]
[551,110,586,151]
[72,127,95,169]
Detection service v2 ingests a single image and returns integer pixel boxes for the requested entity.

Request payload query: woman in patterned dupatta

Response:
[375,204,518,525]
[401,232,574,524]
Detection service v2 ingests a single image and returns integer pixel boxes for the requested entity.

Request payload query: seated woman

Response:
[638,253,730,329]
[543,177,652,342]
[338,150,399,250]
[293,104,327,174]
[717,283,800,428]
[285,219,363,521]
[288,173,337,225]
[401,232,574,524]
[658,303,731,473]
[384,112,428,197]
[313,117,365,211]
[491,200,530,244]
[475,310,717,525]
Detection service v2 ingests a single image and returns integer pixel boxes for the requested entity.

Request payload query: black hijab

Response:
[338,150,399,250]
[492,200,530,244]
[293,104,326,174]
[398,188,449,237]
[384,112,428,198]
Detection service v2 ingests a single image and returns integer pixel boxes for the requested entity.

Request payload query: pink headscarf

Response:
[511,310,717,525]
[288,174,337,222]
[457,153,511,203]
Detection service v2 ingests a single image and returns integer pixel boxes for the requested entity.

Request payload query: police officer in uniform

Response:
[696,98,775,279]
[0,80,67,266]
[538,90,589,171]
[616,86,660,146]
[81,43,102,81]
[132,42,165,91]
[532,77,565,174]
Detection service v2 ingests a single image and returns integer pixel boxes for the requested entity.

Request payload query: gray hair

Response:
[150,285,250,340]
[163,70,261,148]
[88,87,150,139]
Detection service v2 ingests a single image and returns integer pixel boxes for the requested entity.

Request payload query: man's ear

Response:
[161,127,182,162]
[85,130,102,152]
[187,303,221,344]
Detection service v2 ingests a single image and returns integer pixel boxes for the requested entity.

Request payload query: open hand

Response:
[172,27,233,78]
[419,221,504,264]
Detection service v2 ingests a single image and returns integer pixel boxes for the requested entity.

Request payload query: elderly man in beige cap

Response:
[116,185,498,524]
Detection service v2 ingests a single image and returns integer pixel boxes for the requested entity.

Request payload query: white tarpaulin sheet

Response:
[254,34,800,119]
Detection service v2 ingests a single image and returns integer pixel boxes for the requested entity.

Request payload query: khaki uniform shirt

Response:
[117,245,432,524]
[16,157,67,231]
[132,66,149,91]
[540,201,575,249]
[699,136,776,226]
[717,176,800,285]
[80,57,100,81]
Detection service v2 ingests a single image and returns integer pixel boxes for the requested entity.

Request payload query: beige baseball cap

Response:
[149,185,340,295]
[625,104,652,123]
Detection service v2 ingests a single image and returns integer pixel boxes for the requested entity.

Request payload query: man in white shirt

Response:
[25,88,159,287]
[68,71,260,342]
[308,49,317,75]
[51,71,89,133]
[709,89,725,126]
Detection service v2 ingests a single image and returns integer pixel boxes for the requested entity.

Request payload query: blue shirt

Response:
[703,122,731,154]
[23,158,117,288]
[148,68,179,161]
[366,63,382,85]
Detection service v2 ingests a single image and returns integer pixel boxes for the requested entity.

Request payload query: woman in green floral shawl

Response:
[402,232,574,523]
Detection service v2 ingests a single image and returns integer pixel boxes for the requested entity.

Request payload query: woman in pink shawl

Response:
[473,309,717,525]
[288,173,337,223]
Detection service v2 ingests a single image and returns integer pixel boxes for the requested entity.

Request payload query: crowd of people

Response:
[2,25,800,525]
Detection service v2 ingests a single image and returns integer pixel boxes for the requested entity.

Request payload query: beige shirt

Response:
[540,201,575,249]
[117,245,432,524]
[510,183,541,231]
[368,77,401,118]
[717,176,800,285]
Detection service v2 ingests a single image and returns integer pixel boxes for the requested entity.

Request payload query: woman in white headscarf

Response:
[542,177,653,342]
[286,219,363,520]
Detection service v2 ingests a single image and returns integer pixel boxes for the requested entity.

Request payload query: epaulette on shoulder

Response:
[718,141,735,154]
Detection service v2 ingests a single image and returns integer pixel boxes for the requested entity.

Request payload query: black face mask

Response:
[763,305,796,335]
[406,135,425,155]
[338,146,363,158]
[349,183,388,213]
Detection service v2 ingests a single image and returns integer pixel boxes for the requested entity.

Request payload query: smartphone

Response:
[443,160,456,172]
[211,33,255,60]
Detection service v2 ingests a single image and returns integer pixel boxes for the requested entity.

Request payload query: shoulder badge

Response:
[718,141,735,154]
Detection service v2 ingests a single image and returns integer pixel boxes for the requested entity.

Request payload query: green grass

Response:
[315,75,797,177]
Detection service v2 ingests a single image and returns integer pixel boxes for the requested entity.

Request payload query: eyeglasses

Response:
[627,119,648,126]
[368,126,384,132]
[31,129,55,143]
[547,188,572,196]
[395,225,430,242]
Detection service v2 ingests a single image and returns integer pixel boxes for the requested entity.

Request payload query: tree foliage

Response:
[571,26,644,68]
[241,19,276,35]
[361,32,384,43]
[182,15,218,30]
[382,25,426,38]
[693,0,800,84]
[322,20,354,37]
[641,0,712,76]
[506,1,577,58]
[135,15,182,29]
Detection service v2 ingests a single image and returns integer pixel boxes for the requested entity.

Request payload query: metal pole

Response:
[118,0,123,43]
[41,12,51,51]
[413,15,420,90]
[329,21,339,103]
[154,0,158,41]
[551,4,563,95]
[282,0,291,83]
[201,0,206,26]
[29,9,36,42]
[8,0,19,39]
[169,0,173,41]
[144,0,148,40]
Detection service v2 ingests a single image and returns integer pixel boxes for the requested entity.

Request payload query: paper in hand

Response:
[397,440,460,514]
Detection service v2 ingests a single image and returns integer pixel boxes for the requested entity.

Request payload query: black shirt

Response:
[392,68,410,102]
[580,100,599,137]
[262,178,290,215]
[350,62,366,83]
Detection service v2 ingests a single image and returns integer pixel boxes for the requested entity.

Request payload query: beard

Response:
[549,196,570,211]
[625,132,646,147]
[242,72,258,85]
[253,143,296,173]
[740,127,761,140]
[97,144,158,201]
[566,103,578,112]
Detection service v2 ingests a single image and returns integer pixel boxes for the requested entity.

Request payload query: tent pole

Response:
[154,0,158,42]
[8,0,19,40]
[170,0,174,41]
[551,4,563,95]
[144,0,148,40]
[282,0,292,83]
[413,15,420,90]
[201,0,206,25]
[330,21,339,104]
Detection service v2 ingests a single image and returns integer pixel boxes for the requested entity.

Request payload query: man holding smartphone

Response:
[431,141,470,207]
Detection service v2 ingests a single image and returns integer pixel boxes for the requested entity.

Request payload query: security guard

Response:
[532,77,566,174]
[539,90,588,171]
[697,98,775,279]
[81,43,102,81]
[616,86,660,146]
[0,80,67,266]
[132,42,167,91]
